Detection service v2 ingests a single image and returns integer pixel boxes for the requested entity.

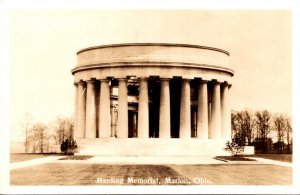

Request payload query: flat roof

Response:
[77,43,230,56]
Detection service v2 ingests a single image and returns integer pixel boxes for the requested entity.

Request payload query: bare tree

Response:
[231,110,255,145]
[53,116,74,145]
[28,122,49,153]
[273,114,285,154]
[285,115,292,154]
[255,110,272,154]
[19,112,33,153]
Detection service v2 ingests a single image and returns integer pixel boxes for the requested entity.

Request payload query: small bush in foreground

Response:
[60,138,77,155]
[225,140,245,156]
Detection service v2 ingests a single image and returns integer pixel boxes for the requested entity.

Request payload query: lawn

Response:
[10,153,63,163]
[170,164,291,185]
[10,163,291,185]
[245,154,292,163]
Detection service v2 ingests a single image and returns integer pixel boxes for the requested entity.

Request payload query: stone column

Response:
[221,83,231,140]
[138,77,149,138]
[117,78,128,138]
[179,79,191,138]
[111,105,117,137]
[208,103,211,138]
[85,80,97,138]
[76,81,86,138]
[159,78,171,138]
[99,79,111,138]
[210,81,221,139]
[73,83,78,139]
[197,80,208,139]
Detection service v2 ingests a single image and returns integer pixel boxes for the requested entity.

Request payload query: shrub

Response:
[60,138,78,155]
[225,140,244,156]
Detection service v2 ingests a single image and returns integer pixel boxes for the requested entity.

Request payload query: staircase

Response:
[75,138,230,156]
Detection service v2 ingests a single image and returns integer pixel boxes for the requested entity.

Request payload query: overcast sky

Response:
[8,9,292,141]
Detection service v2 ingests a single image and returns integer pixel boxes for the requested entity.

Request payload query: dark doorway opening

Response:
[170,78,181,138]
[128,110,137,138]
[148,78,160,138]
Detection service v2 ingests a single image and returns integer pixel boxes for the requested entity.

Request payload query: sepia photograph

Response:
[1,0,300,194]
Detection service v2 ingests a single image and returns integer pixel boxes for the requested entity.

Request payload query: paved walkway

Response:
[87,156,226,165]
[248,157,292,168]
[10,156,62,170]
[10,155,292,169]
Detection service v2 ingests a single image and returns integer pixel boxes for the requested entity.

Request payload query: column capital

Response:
[99,78,110,82]
[76,80,86,85]
[181,78,191,81]
[220,81,232,89]
[86,79,96,83]
[200,79,209,84]
[117,78,128,81]
[159,77,172,81]
[221,81,229,87]
[138,77,149,81]
[210,79,221,84]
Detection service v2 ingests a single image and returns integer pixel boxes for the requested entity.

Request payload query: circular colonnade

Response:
[71,43,234,145]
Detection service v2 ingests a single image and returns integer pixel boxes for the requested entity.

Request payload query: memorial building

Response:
[71,43,234,156]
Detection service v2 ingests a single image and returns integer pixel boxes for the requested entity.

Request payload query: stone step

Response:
[75,138,230,156]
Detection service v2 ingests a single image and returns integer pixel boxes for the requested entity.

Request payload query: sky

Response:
[7,9,292,141]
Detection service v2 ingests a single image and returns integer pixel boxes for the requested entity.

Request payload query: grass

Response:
[170,164,291,185]
[10,163,291,185]
[244,154,292,163]
[59,155,94,160]
[215,156,256,162]
[10,153,62,163]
